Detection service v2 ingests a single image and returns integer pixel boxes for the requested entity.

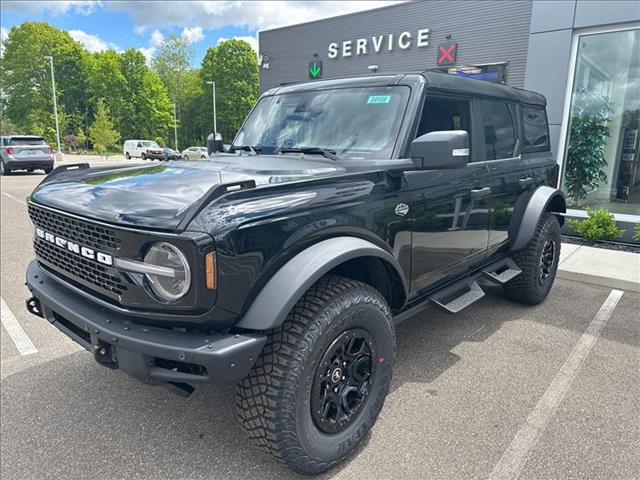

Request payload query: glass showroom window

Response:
[561,28,640,216]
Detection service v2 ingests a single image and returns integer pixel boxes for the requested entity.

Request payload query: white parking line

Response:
[1,297,38,355]
[488,288,624,480]
[2,192,27,206]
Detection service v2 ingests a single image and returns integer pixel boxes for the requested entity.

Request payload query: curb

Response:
[557,269,640,293]
[558,243,640,293]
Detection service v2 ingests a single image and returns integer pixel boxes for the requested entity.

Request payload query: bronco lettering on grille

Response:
[35,228,113,266]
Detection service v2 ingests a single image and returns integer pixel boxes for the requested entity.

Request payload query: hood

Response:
[30,155,346,230]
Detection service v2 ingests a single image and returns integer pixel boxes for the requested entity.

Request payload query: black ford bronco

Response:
[25,72,565,475]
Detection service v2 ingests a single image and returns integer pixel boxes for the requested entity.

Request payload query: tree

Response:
[0,22,89,144]
[86,50,128,137]
[151,35,193,103]
[200,39,259,141]
[151,35,195,148]
[89,99,119,155]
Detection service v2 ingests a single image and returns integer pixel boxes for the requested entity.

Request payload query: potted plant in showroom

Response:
[564,90,614,207]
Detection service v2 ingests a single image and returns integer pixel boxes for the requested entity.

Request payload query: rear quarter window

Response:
[522,105,550,152]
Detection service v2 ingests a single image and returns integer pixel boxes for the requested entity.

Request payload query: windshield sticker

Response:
[367,95,392,104]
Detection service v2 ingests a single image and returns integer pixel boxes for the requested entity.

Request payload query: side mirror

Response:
[409,130,469,170]
[207,133,224,156]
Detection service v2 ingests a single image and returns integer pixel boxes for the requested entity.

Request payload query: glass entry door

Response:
[561,28,640,216]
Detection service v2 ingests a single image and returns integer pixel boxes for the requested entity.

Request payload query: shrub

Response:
[634,224,640,242]
[568,208,625,242]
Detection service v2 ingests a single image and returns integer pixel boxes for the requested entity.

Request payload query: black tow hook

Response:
[26,297,43,318]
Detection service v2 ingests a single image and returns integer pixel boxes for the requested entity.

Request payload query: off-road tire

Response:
[504,213,561,305]
[236,275,395,475]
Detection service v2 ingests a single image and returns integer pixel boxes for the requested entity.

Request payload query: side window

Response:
[137,142,142,148]
[522,105,550,151]
[480,100,517,160]
[417,97,473,161]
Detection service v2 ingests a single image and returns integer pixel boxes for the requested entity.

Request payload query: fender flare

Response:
[235,236,408,331]
[511,186,566,251]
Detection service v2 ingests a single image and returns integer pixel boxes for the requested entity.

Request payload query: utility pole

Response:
[173,103,178,150]
[206,80,217,134]
[44,55,62,155]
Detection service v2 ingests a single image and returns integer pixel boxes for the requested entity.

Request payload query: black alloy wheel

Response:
[311,329,376,434]
[538,239,556,285]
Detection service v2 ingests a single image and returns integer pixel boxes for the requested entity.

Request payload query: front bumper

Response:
[25,261,266,389]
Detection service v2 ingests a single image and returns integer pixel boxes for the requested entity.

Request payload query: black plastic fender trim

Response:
[235,236,408,330]
[511,186,566,251]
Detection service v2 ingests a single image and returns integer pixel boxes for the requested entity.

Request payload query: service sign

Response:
[328,28,430,59]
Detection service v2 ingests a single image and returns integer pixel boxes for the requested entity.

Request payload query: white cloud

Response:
[107,1,405,37]
[217,35,258,53]
[1,27,8,58]
[3,0,102,16]
[181,26,204,44]
[150,29,164,47]
[137,46,156,65]
[137,30,165,63]
[68,29,119,52]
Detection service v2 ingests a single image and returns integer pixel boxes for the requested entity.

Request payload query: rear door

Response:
[406,95,492,295]
[480,99,532,256]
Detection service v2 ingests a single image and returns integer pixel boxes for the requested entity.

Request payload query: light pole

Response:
[206,80,217,134]
[173,103,178,151]
[44,55,62,155]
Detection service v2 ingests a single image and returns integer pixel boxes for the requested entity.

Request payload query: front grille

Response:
[29,204,127,297]
[34,240,127,295]
[29,204,122,250]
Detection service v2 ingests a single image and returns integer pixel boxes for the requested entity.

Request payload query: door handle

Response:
[518,177,534,187]
[470,187,491,199]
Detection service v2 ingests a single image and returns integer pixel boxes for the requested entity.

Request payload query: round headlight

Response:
[143,242,191,301]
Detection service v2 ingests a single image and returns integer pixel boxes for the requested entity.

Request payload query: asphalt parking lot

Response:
[1,169,639,480]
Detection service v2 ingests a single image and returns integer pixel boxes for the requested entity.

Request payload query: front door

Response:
[406,96,491,296]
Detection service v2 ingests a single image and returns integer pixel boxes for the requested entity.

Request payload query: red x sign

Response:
[437,43,457,66]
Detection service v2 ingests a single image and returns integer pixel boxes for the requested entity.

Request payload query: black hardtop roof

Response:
[264,72,546,106]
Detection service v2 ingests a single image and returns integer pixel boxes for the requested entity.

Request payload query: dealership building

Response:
[258,0,640,238]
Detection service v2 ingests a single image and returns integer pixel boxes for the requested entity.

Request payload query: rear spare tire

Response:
[236,275,395,475]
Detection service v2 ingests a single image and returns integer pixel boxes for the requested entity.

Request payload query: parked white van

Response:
[123,140,162,159]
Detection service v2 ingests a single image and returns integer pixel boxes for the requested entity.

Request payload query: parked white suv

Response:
[123,140,162,159]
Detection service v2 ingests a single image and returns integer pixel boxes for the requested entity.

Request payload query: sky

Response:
[0,1,403,63]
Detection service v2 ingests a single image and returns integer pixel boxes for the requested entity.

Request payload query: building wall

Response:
[524,0,640,158]
[259,0,533,92]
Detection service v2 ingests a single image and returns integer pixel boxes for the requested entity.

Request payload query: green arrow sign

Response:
[308,60,322,79]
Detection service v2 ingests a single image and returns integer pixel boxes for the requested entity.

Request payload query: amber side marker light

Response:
[205,252,217,290]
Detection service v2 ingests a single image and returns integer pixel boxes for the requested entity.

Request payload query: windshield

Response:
[142,141,159,148]
[9,137,45,146]
[234,86,410,159]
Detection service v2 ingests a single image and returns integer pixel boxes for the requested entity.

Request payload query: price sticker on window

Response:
[367,95,392,104]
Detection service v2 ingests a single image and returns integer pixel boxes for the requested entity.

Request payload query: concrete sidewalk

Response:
[558,243,640,292]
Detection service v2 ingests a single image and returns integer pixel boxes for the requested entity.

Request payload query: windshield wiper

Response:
[230,145,261,155]
[278,147,339,161]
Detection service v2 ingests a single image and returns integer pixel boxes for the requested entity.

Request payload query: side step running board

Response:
[428,279,485,314]
[481,258,522,285]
